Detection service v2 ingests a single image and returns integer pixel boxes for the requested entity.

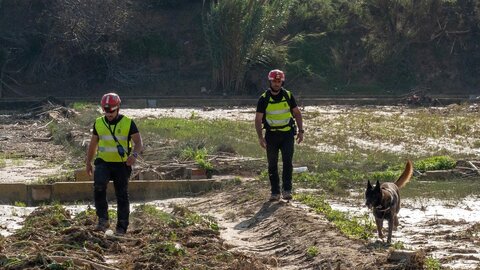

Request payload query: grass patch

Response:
[295,193,374,240]
[415,156,456,172]
[14,201,27,207]
[391,241,406,250]
[35,171,75,184]
[135,204,174,224]
[71,102,96,111]
[180,146,214,171]
[424,256,441,270]
[67,106,480,199]
[139,117,259,158]
[402,179,480,199]
[370,169,402,182]
[306,246,319,258]
[15,204,71,239]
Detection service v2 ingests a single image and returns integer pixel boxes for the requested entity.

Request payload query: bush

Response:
[415,156,456,172]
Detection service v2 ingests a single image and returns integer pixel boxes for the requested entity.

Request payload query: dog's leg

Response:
[387,217,394,244]
[375,218,384,239]
[394,215,399,230]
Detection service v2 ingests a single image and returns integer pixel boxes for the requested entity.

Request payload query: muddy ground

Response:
[1,105,480,269]
[0,182,415,270]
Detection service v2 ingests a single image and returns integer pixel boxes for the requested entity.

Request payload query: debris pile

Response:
[418,160,480,180]
[0,204,269,270]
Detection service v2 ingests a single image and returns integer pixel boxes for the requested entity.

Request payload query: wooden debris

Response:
[32,136,52,142]
[50,255,121,270]
[466,161,480,175]
[387,249,426,269]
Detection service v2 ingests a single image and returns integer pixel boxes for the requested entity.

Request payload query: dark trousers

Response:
[93,161,131,231]
[265,130,294,195]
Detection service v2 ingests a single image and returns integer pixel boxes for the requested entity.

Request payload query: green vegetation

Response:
[424,256,442,270]
[16,204,71,239]
[0,0,479,96]
[14,201,27,207]
[403,180,480,199]
[139,117,259,159]
[135,204,174,224]
[295,193,375,240]
[71,102,95,111]
[306,246,319,258]
[124,34,179,58]
[180,147,214,171]
[391,241,406,250]
[203,0,294,94]
[36,171,75,184]
[415,156,456,172]
[2,203,252,269]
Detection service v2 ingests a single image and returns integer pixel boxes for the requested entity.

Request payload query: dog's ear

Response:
[367,180,373,190]
[374,180,381,190]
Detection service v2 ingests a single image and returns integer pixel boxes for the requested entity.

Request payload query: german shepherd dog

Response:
[365,160,413,243]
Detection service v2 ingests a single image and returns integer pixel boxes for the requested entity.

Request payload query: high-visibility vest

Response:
[95,116,132,162]
[263,89,294,131]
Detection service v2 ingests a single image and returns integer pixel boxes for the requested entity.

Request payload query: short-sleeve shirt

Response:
[256,88,298,114]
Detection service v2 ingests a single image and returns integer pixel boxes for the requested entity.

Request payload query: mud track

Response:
[176,181,411,269]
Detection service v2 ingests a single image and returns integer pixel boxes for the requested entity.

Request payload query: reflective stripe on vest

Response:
[95,116,132,162]
[264,90,293,131]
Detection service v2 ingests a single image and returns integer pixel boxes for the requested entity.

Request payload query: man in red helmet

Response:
[255,69,304,201]
[85,92,143,235]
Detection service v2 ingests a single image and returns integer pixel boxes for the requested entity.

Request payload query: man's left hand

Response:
[126,155,137,166]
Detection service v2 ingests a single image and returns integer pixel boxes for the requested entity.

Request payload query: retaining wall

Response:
[0,95,471,110]
[0,179,231,206]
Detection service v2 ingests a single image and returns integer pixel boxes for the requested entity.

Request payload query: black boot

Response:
[94,218,110,232]
[115,219,128,235]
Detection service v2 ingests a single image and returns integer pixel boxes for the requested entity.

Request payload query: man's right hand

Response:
[86,163,93,176]
[259,137,267,149]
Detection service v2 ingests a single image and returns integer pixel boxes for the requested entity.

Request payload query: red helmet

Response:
[268,69,285,81]
[101,93,121,112]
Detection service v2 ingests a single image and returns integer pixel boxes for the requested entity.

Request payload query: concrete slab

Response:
[74,169,93,181]
[0,183,27,204]
[0,179,231,205]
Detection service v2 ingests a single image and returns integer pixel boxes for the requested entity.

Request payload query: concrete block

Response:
[28,185,52,205]
[191,168,207,179]
[0,183,27,204]
[74,169,92,181]
[52,182,115,202]
[184,168,207,179]
[0,178,232,205]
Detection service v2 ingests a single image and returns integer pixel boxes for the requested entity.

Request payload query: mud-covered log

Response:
[387,249,426,268]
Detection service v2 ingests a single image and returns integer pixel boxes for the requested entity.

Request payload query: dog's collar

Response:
[375,205,391,212]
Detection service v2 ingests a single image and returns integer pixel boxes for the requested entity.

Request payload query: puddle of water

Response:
[402,179,480,200]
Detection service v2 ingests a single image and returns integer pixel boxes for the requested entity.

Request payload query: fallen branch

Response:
[49,255,120,270]
[466,161,480,175]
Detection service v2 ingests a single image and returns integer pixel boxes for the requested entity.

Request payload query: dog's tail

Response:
[394,160,413,189]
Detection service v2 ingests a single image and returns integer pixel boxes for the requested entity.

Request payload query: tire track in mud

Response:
[180,184,401,270]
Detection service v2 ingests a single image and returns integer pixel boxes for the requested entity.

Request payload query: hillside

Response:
[0,0,479,99]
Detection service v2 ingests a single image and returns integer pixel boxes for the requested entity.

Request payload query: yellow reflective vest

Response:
[95,116,132,162]
[263,90,294,132]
